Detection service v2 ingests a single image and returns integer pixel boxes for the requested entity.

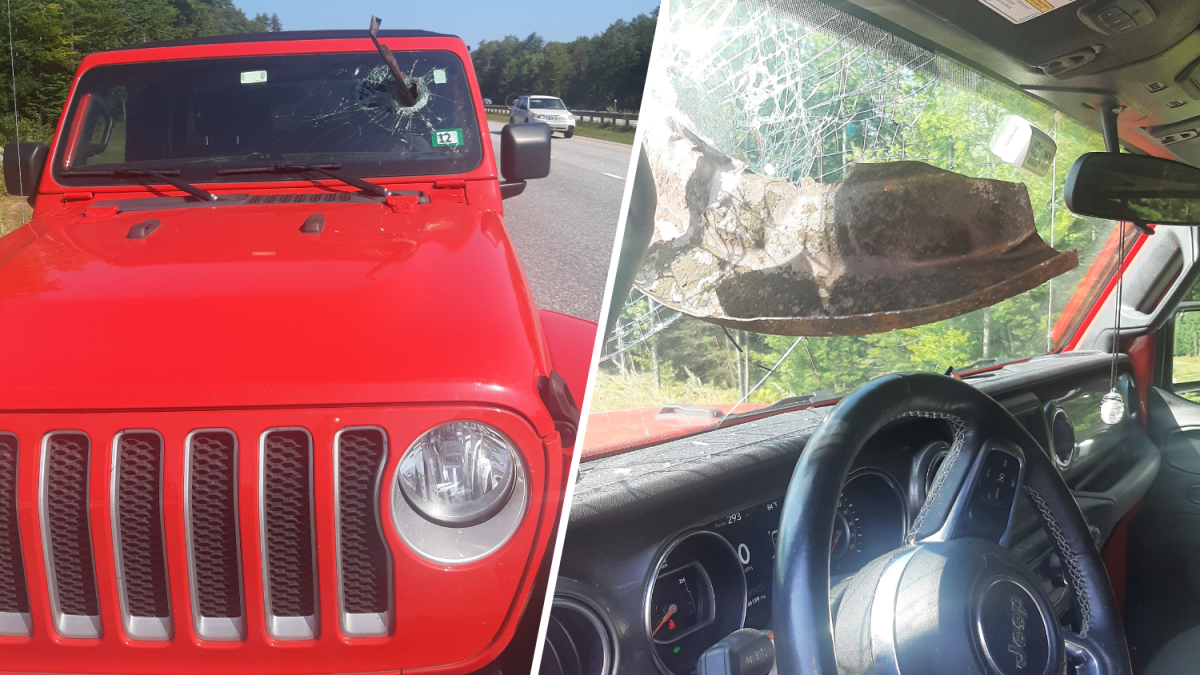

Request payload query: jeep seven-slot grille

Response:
[114,432,171,628]
[188,431,243,625]
[0,433,30,626]
[13,426,398,643]
[261,430,318,634]
[336,429,390,634]
[42,433,100,624]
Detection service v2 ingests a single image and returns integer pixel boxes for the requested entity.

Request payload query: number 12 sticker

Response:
[433,129,463,147]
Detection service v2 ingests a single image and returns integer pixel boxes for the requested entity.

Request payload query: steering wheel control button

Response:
[979,450,1021,509]
[977,579,1051,675]
[696,629,774,675]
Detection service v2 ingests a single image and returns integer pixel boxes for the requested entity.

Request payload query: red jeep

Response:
[0,28,592,674]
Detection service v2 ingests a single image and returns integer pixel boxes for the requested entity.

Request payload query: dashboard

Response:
[645,468,913,673]
[553,352,1162,675]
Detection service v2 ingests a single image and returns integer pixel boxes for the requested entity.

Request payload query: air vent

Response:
[112,431,171,640]
[248,193,353,205]
[335,428,391,637]
[40,432,101,638]
[0,433,30,636]
[187,430,244,641]
[540,597,613,675]
[1050,408,1076,470]
[260,428,318,640]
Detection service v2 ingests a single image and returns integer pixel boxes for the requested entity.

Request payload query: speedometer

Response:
[646,532,746,675]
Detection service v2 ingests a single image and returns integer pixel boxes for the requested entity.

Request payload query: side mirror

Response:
[1065,152,1200,225]
[3,141,48,196]
[499,123,551,199]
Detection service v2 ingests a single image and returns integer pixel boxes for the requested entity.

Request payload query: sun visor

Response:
[635,116,1079,337]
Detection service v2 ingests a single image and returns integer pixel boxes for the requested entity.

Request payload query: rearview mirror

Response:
[1065,152,1200,225]
[3,141,48,196]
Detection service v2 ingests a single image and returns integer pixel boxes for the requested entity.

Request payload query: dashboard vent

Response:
[540,597,613,675]
[1050,408,1076,469]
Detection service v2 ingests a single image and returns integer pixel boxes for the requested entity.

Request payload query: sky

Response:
[233,0,661,50]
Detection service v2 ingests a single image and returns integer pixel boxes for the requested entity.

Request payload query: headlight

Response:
[534,114,547,120]
[396,421,517,527]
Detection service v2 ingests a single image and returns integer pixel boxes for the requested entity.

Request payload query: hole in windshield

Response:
[585,0,1120,452]
[53,50,483,185]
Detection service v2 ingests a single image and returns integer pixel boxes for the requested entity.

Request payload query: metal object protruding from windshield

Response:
[368,16,417,108]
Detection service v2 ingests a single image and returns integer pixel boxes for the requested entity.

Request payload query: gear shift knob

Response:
[696,629,775,675]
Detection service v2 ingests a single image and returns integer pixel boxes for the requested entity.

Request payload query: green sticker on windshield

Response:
[433,129,463,147]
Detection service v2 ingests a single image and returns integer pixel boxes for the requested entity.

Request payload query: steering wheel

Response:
[772,372,1132,675]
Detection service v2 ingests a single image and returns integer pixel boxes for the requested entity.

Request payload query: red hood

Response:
[0,196,554,431]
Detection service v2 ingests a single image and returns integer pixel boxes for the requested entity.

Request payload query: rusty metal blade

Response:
[636,116,1079,337]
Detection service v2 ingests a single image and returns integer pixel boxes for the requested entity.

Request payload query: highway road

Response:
[487,120,631,324]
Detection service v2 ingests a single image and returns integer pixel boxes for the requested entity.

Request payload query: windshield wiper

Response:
[215,163,429,203]
[63,167,218,202]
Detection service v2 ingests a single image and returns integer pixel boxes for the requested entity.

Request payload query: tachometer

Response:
[830,470,907,576]
[831,498,858,561]
[646,532,746,675]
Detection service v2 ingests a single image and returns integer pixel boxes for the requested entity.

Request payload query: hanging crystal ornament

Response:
[1101,220,1128,425]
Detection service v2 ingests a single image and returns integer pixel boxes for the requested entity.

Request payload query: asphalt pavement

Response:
[487,120,631,323]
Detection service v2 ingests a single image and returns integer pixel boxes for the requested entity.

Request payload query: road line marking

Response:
[603,173,625,180]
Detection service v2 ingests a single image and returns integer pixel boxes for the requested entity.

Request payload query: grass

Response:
[589,370,745,413]
[0,165,32,238]
[1175,355,1200,383]
[485,112,636,145]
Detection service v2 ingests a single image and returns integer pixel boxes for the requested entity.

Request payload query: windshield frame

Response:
[39,36,495,194]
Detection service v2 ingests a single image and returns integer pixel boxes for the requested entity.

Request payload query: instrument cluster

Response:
[644,470,908,674]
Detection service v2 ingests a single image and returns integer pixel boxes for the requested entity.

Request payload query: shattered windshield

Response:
[529,98,567,110]
[586,0,1121,450]
[53,50,482,186]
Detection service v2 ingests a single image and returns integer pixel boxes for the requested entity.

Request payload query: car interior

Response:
[543,0,1200,674]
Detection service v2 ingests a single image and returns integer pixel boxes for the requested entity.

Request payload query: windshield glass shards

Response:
[53,50,483,187]
[529,97,567,110]
[584,0,1121,452]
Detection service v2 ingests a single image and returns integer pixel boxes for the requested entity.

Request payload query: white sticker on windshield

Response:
[241,70,268,84]
[976,0,1078,23]
[433,69,447,84]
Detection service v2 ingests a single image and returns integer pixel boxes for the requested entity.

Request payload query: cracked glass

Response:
[587,0,1122,450]
[53,50,482,186]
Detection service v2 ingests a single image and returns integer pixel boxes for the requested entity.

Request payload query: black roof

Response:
[112,29,459,52]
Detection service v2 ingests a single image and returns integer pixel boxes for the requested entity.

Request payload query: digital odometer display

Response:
[707,499,780,629]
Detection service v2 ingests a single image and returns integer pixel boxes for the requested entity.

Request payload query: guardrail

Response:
[483,105,638,127]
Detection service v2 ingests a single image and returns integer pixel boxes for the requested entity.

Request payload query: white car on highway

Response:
[510,95,575,138]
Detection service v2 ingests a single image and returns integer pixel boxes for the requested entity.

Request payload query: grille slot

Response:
[335,428,390,637]
[260,429,318,640]
[0,433,31,636]
[112,431,171,640]
[40,432,101,638]
[186,430,245,641]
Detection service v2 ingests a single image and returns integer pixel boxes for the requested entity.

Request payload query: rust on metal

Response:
[369,16,418,108]
[635,116,1079,337]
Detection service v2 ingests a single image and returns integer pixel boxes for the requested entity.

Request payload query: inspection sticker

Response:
[433,129,463,147]
[977,0,1077,23]
[240,70,267,84]
[433,69,447,84]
